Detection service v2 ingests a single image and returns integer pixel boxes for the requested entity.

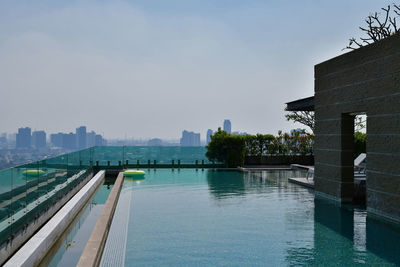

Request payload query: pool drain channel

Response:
[100,185,133,267]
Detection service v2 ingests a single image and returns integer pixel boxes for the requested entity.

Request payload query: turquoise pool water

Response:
[101,169,400,266]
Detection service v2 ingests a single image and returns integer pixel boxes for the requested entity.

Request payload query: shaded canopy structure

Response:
[285,96,314,111]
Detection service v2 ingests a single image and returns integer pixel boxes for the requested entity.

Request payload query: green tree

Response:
[206,128,246,167]
[285,109,366,134]
[354,131,366,157]
[243,134,275,156]
[284,110,315,132]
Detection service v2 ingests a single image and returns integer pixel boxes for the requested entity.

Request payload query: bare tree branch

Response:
[345,4,400,50]
[284,111,315,132]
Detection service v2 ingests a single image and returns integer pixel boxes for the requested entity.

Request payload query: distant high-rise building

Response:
[223,120,231,134]
[32,131,46,148]
[87,131,96,148]
[63,133,77,150]
[76,126,87,149]
[8,133,16,143]
[50,133,64,147]
[147,138,163,146]
[16,127,31,148]
[95,134,104,146]
[206,129,213,144]
[180,130,200,146]
[0,133,7,144]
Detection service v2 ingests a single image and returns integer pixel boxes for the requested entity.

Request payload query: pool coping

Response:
[288,177,315,189]
[77,171,124,267]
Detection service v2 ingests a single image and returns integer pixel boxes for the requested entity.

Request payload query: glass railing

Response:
[0,146,210,248]
[0,147,93,247]
[93,146,210,165]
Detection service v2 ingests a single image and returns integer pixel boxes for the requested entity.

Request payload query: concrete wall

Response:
[314,33,400,222]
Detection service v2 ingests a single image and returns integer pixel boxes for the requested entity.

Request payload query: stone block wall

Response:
[314,33,400,222]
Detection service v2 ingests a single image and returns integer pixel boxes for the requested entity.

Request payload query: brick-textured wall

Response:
[314,33,400,222]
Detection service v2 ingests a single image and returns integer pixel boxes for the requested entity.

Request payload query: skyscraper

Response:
[87,131,96,148]
[32,131,46,148]
[16,127,31,148]
[223,120,231,134]
[63,133,77,150]
[76,126,87,149]
[95,134,104,146]
[180,130,201,146]
[206,129,213,144]
[0,133,7,145]
[50,133,64,147]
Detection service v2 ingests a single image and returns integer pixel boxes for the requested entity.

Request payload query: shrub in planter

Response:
[206,129,245,167]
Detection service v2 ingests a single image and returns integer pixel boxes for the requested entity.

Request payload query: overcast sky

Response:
[0,0,387,139]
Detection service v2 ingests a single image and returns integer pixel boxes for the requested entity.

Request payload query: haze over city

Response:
[0,0,384,139]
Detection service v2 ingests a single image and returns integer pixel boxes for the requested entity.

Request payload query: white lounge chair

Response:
[306,153,367,180]
[354,153,366,174]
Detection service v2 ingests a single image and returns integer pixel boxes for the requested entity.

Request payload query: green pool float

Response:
[23,170,46,177]
[123,169,145,180]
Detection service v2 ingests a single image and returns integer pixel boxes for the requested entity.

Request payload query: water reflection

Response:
[206,170,246,199]
[314,198,355,241]
[366,216,400,265]
[206,169,309,201]
[312,198,357,266]
[285,196,400,266]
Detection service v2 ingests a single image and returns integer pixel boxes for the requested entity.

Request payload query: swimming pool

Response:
[100,169,400,266]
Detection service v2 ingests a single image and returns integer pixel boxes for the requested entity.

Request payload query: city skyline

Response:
[2,126,106,149]
[2,119,250,144]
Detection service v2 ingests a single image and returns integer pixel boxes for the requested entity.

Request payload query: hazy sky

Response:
[0,0,387,139]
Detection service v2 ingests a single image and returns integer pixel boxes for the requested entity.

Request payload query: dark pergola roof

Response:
[285,96,314,111]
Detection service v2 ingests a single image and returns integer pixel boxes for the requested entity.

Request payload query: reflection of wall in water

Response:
[312,198,400,265]
[366,217,400,265]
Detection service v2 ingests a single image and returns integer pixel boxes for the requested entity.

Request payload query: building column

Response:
[314,113,354,203]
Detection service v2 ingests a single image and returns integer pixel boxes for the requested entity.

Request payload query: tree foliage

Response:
[345,4,400,50]
[243,134,275,156]
[205,128,246,167]
[354,131,367,157]
[285,110,366,134]
[284,110,315,132]
[206,129,314,167]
